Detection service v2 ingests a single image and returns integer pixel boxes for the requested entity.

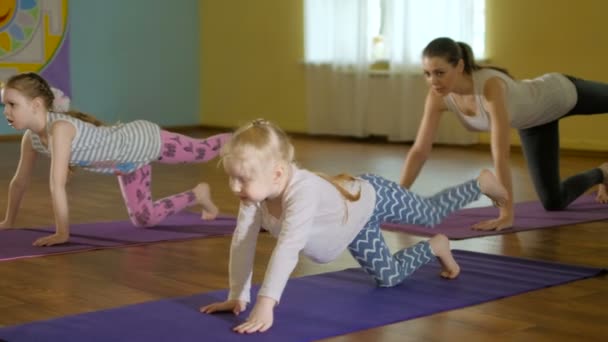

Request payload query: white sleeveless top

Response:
[29,112,162,175]
[443,69,577,130]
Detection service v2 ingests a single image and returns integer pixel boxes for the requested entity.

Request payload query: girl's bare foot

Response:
[428,234,460,279]
[477,169,509,207]
[193,183,219,220]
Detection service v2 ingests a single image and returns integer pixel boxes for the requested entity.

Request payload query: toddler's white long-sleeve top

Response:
[228,165,376,303]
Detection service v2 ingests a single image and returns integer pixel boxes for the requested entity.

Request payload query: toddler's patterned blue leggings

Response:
[347,174,481,286]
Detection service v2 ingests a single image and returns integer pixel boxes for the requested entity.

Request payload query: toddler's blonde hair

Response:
[220,119,294,178]
[221,119,360,201]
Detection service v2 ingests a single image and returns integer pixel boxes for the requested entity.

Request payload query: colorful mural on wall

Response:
[0,0,70,94]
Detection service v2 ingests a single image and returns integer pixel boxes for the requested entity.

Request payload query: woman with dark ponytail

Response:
[400,37,608,231]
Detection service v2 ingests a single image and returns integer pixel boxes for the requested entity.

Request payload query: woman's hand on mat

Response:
[233,296,276,334]
[200,299,247,316]
[33,232,70,247]
[471,211,514,231]
[596,184,608,204]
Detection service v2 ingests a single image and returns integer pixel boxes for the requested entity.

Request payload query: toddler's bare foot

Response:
[477,169,509,207]
[428,234,460,279]
[193,183,219,220]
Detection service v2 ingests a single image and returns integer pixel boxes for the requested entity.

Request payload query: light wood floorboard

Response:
[0,129,606,341]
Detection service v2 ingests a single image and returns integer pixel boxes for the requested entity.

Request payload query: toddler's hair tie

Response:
[251,118,270,127]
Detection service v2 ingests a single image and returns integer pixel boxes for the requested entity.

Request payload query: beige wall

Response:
[485,0,608,150]
[200,0,306,132]
[201,0,608,150]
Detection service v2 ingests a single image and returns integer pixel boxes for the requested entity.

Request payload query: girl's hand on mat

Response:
[200,299,247,316]
[234,296,276,334]
[596,184,608,204]
[33,232,70,247]
[471,213,513,231]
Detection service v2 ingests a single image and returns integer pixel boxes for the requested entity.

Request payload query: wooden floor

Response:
[0,128,606,341]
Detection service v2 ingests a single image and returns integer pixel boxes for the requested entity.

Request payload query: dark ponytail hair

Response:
[422,37,512,78]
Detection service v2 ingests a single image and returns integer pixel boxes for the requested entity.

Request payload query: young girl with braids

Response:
[0,72,230,246]
[200,119,508,334]
[400,37,608,231]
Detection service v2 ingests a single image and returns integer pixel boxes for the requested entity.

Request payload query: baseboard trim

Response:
[2,124,605,158]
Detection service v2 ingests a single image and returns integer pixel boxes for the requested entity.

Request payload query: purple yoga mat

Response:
[0,213,236,261]
[0,250,603,342]
[383,194,608,239]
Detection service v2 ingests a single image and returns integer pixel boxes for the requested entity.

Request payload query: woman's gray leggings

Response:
[518,75,606,210]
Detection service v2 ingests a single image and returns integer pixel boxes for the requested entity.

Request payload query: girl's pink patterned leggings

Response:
[117,130,231,227]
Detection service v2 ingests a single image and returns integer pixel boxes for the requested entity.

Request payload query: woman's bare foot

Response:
[596,163,608,204]
[596,185,608,204]
[192,183,219,220]
[477,169,509,207]
[428,234,460,279]
[600,163,608,185]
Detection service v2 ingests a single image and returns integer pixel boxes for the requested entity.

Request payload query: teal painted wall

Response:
[1,0,200,135]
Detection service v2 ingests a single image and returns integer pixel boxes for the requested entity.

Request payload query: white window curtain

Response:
[304,0,484,144]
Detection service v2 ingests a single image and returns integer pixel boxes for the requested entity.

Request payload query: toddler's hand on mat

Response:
[200,299,247,316]
[233,296,276,334]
